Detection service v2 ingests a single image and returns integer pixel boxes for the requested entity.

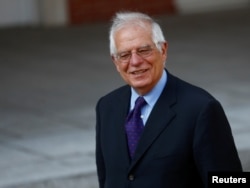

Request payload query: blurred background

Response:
[0,0,249,187]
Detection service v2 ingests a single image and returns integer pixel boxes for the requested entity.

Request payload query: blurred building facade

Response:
[0,0,249,27]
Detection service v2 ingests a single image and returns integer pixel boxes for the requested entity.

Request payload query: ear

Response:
[161,42,168,61]
[111,55,121,72]
[161,42,168,56]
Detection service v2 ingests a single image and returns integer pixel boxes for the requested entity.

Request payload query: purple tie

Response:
[125,96,147,158]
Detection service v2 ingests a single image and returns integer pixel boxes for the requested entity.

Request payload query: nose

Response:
[129,51,143,66]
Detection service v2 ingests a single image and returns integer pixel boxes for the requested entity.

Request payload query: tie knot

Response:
[134,96,146,110]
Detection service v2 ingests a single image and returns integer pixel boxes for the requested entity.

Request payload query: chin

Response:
[131,81,150,90]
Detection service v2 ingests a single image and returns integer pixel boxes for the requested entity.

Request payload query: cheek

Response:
[116,65,121,72]
[117,63,128,73]
[113,60,121,72]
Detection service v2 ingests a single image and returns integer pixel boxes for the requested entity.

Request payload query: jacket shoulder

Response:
[172,75,216,102]
[96,85,130,107]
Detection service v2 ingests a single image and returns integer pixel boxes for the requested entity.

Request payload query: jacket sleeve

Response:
[95,99,106,188]
[193,99,242,186]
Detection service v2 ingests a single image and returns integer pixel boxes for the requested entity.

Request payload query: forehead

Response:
[114,24,153,51]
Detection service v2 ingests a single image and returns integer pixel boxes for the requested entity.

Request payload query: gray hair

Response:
[109,11,166,55]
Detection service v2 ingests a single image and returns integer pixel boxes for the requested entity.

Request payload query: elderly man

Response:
[95,11,242,188]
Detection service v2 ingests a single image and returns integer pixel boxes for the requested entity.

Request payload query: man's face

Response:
[112,24,167,95]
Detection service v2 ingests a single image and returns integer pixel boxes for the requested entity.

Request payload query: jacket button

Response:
[128,174,135,181]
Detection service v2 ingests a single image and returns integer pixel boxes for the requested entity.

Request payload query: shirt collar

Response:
[130,70,167,109]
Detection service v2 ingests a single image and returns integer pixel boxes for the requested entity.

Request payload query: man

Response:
[95,11,242,188]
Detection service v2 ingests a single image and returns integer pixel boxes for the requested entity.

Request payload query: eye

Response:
[119,52,131,60]
[137,47,152,56]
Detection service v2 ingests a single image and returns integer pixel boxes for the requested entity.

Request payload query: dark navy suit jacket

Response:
[95,71,242,188]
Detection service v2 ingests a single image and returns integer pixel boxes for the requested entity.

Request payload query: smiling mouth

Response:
[130,69,148,75]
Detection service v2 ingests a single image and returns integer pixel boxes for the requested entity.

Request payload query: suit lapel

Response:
[129,73,177,169]
[115,86,131,165]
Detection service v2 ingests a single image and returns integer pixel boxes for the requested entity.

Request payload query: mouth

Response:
[130,69,148,75]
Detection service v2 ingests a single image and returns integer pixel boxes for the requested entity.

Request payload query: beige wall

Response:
[176,0,249,14]
[0,0,249,27]
[38,0,68,26]
[0,0,39,27]
[0,0,67,27]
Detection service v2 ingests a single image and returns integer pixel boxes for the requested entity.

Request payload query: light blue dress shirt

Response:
[130,70,167,125]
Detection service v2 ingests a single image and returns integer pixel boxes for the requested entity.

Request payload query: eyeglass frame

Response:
[113,44,157,64]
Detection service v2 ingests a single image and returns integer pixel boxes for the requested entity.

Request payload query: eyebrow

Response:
[117,44,152,54]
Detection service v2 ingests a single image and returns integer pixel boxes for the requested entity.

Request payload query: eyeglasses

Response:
[114,45,155,63]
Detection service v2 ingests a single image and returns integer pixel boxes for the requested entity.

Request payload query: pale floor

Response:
[0,7,249,188]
